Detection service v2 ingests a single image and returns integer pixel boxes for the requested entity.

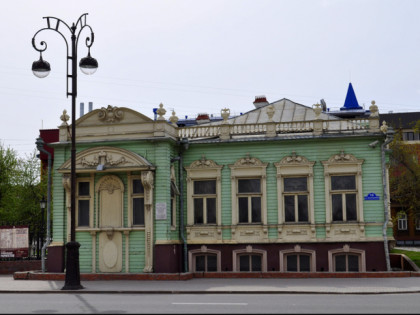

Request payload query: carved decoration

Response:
[325,150,361,164]
[60,109,70,126]
[98,105,124,123]
[369,100,379,118]
[221,108,230,122]
[79,151,128,168]
[189,155,220,169]
[62,174,71,192]
[380,121,388,134]
[233,153,265,167]
[98,176,122,194]
[156,103,166,121]
[59,147,154,172]
[266,105,275,122]
[169,110,179,126]
[141,171,154,205]
[275,151,312,166]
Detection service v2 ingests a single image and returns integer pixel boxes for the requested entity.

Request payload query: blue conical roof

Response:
[341,82,363,110]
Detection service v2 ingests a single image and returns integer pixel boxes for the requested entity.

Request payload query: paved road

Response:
[2,275,420,294]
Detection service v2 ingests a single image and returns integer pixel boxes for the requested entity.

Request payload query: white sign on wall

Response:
[155,202,167,220]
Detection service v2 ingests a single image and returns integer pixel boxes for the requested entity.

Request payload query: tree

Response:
[0,145,46,225]
[389,121,420,220]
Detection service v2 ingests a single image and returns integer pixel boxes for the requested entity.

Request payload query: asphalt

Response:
[2,274,420,295]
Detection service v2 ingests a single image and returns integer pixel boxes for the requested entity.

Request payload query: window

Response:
[333,254,360,272]
[322,151,364,225]
[193,180,217,224]
[194,254,218,272]
[239,254,262,272]
[331,175,357,222]
[188,247,221,272]
[229,155,268,227]
[285,254,311,272]
[233,246,267,272]
[185,157,223,230]
[275,153,315,227]
[416,214,420,231]
[237,178,261,223]
[132,178,145,226]
[77,181,91,227]
[328,245,366,272]
[283,177,309,223]
[279,246,316,272]
[398,212,408,231]
[404,132,415,141]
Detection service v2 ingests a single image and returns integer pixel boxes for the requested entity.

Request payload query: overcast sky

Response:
[1,0,419,157]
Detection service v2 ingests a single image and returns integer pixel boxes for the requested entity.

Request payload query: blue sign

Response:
[364,193,380,201]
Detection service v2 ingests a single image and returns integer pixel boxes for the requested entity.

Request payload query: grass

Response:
[390,249,420,268]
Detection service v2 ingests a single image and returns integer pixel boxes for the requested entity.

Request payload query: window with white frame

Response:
[193,180,217,224]
[279,246,316,272]
[328,245,366,272]
[237,178,262,223]
[416,214,420,231]
[275,153,315,225]
[188,247,221,272]
[229,155,268,226]
[132,177,145,226]
[322,151,364,225]
[76,180,92,227]
[233,246,267,272]
[331,175,357,222]
[397,212,408,231]
[185,156,223,227]
[283,177,309,223]
[333,253,361,272]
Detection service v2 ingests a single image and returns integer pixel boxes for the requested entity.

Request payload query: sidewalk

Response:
[2,273,420,294]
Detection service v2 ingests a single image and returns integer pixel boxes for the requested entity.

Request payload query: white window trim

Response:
[128,174,145,227]
[322,151,364,224]
[229,154,268,226]
[397,212,408,231]
[274,152,315,225]
[185,156,223,227]
[328,245,366,272]
[76,176,94,228]
[279,245,316,272]
[188,246,221,272]
[232,245,267,272]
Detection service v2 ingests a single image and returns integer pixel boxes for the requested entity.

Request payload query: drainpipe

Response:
[381,127,394,271]
[36,137,52,273]
[171,137,189,273]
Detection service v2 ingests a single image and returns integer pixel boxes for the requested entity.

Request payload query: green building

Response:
[45,89,394,273]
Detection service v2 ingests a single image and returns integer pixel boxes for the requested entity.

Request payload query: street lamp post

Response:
[32,14,98,290]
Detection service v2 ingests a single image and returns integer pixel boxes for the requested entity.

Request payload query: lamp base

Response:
[62,241,84,290]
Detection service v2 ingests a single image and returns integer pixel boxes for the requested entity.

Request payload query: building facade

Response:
[45,95,394,274]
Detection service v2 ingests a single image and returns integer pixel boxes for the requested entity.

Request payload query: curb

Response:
[13,270,420,281]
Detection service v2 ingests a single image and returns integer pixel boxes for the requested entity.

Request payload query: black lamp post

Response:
[32,14,98,290]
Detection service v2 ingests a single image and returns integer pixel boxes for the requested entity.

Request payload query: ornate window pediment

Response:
[58,147,155,173]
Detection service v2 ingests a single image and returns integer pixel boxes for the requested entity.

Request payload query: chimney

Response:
[89,102,93,112]
[80,102,84,117]
[253,95,269,108]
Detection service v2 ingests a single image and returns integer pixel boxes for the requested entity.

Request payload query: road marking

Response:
[172,302,248,306]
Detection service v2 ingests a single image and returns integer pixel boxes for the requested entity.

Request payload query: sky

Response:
[1,0,420,157]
